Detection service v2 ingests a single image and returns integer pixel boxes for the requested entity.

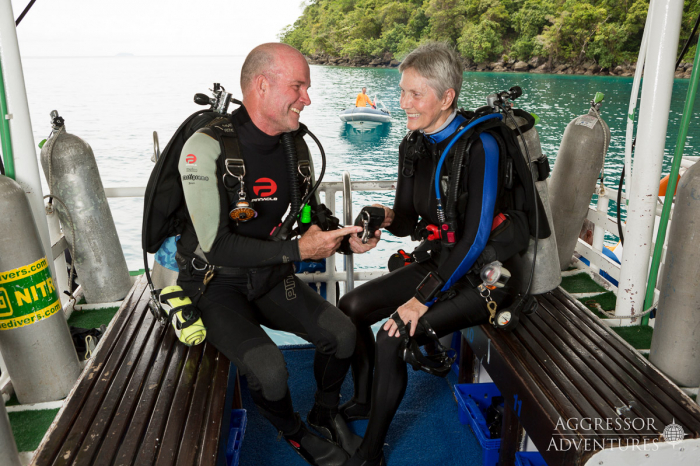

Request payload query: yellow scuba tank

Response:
[160,286,206,346]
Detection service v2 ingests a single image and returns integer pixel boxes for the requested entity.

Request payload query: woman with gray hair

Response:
[338,42,528,465]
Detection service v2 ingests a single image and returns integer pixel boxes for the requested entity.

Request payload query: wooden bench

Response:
[460,287,700,465]
[32,275,239,466]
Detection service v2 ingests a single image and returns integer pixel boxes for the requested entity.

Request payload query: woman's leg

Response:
[338,262,433,416]
[355,283,509,461]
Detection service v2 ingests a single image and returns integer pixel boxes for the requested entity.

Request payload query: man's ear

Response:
[441,89,456,110]
[254,74,268,97]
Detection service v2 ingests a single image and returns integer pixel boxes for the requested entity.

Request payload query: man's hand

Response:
[348,229,380,254]
[298,225,362,260]
[372,204,395,228]
[383,297,429,338]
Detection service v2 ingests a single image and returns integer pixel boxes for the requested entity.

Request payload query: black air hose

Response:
[270,132,303,241]
[616,165,625,246]
[281,132,301,217]
[446,137,470,223]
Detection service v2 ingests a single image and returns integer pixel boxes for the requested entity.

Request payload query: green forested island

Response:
[281,0,699,75]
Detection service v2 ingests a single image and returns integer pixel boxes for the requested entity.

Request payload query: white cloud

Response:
[10,0,306,57]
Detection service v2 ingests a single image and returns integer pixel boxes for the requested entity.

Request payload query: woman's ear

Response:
[441,89,456,111]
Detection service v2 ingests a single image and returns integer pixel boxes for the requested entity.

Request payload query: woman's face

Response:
[399,67,454,133]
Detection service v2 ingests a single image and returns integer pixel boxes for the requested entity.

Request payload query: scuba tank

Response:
[0,175,81,403]
[502,107,561,294]
[649,161,700,387]
[548,93,610,270]
[40,111,132,303]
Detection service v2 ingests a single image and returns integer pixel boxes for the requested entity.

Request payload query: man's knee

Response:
[241,343,289,401]
[316,302,356,359]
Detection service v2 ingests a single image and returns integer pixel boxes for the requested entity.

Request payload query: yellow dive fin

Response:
[160,285,206,346]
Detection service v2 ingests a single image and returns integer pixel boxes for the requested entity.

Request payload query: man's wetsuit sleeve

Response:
[431,134,500,300]
[386,141,419,237]
[179,132,301,267]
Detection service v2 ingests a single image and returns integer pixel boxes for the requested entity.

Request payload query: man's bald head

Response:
[240,43,305,97]
[239,43,311,135]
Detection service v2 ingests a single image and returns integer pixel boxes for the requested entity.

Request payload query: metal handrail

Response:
[343,172,354,291]
[48,179,397,309]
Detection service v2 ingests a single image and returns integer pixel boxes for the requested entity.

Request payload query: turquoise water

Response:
[18,57,700,342]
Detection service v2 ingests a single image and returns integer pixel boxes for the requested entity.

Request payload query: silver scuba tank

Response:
[548,95,610,270]
[649,161,700,387]
[504,110,561,294]
[0,175,81,403]
[40,111,132,303]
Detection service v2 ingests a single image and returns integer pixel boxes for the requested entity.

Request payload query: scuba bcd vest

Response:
[142,106,315,256]
[402,107,551,271]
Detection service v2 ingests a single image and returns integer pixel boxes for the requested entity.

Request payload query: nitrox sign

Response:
[0,257,61,331]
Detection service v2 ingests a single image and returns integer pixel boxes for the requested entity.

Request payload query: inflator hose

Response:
[271,128,328,240]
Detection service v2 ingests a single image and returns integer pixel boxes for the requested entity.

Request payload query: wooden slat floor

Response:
[466,286,700,465]
[32,276,230,466]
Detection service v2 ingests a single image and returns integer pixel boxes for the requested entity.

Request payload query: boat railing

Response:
[574,179,677,316]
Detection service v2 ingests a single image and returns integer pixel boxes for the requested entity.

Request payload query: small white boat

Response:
[339,101,391,131]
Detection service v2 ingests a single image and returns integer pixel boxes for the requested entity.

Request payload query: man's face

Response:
[261,53,311,135]
[362,87,367,94]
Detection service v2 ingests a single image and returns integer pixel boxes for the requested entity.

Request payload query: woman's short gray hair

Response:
[399,42,463,109]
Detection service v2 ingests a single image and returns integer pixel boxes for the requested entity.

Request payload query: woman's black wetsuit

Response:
[339,114,528,460]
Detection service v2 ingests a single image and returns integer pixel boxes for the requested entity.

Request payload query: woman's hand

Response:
[383,297,428,338]
[348,229,380,254]
[372,204,395,228]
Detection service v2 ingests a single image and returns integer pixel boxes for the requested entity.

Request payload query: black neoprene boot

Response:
[308,403,363,456]
[284,415,349,466]
[338,398,371,422]
[342,451,386,466]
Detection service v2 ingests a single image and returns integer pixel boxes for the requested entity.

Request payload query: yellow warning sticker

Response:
[0,257,61,330]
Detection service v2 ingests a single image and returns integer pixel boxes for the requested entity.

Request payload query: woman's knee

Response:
[338,288,375,325]
[376,328,403,352]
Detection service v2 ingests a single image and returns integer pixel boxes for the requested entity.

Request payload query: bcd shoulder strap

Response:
[199,113,312,205]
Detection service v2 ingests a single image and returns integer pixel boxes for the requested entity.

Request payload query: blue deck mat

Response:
[238,345,483,465]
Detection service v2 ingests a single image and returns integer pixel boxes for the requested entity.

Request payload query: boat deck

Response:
[2,267,675,464]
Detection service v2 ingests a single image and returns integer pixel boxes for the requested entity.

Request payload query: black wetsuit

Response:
[339,115,528,460]
[176,106,356,435]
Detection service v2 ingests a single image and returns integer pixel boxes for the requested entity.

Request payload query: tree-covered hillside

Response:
[281,0,699,69]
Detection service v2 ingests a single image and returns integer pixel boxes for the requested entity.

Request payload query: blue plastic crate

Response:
[226,409,247,466]
[515,451,548,466]
[455,383,502,466]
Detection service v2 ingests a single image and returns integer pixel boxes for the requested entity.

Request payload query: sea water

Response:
[18,56,700,343]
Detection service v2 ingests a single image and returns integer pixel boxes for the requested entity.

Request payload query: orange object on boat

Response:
[659,173,681,196]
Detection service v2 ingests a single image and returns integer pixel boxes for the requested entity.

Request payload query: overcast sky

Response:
[10,0,307,57]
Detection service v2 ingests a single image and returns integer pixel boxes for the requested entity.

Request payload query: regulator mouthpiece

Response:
[480,261,511,289]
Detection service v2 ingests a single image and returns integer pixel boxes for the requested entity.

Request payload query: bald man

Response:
[175,43,375,465]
